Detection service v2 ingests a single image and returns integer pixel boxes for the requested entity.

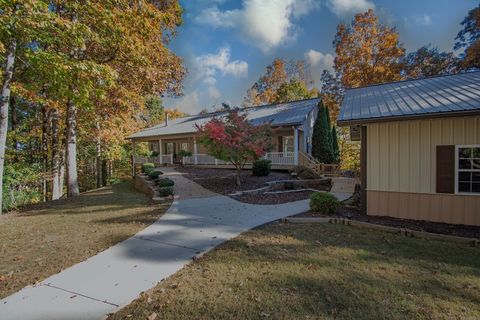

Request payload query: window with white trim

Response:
[283,136,294,153]
[456,145,480,194]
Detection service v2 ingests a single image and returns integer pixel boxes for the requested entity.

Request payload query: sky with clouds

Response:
[163,0,478,114]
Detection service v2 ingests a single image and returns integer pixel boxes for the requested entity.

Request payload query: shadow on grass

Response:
[108,223,480,320]
[18,180,151,217]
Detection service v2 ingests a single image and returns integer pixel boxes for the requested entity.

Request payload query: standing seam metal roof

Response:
[128,98,320,139]
[338,71,480,125]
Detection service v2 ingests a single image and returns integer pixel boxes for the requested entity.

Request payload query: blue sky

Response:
[164,0,478,114]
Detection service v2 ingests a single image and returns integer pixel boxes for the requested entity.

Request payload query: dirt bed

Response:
[176,167,291,195]
[232,191,314,204]
[297,207,480,239]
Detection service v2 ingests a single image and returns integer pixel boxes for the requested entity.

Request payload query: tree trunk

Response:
[95,121,102,188]
[10,95,17,153]
[51,108,63,200]
[235,166,241,186]
[0,38,17,213]
[66,99,80,197]
[41,105,50,201]
[102,159,108,186]
[59,146,66,198]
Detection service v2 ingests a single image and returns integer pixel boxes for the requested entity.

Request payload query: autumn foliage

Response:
[196,110,272,185]
[334,9,405,89]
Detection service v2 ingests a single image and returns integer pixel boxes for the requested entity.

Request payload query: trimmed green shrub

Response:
[309,192,340,215]
[178,150,192,157]
[157,177,175,187]
[151,151,159,157]
[158,186,174,196]
[252,159,271,176]
[148,170,162,180]
[142,163,155,173]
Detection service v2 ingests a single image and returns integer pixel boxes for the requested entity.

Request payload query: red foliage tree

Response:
[196,110,272,185]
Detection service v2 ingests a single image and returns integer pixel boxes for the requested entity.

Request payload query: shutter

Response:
[278,136,283,152]
[436,145,455,194]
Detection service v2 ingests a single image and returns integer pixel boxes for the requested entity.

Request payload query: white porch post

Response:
[293,127,299,165]
[131,140,136,176]
[193,136,198,165]
[158,138,163,165]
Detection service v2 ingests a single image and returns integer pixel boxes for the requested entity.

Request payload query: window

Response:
[456,145,480,194]
[166,143,174,155]
[283,136,294,153]
[179,142,189,152]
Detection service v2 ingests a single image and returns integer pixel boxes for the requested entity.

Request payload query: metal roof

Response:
[338,71,480,126]
[129,98,320,139]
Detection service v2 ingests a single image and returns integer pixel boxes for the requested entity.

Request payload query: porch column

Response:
[293,127,299,165]
[131,139,136,176]
[193,136,198,165]
[158,138,163,165]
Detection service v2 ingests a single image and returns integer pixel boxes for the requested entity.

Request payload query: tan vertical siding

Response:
[366,116,480,226]
[367,191,480,226]
[388,123,399,191]
[366,116,480,194]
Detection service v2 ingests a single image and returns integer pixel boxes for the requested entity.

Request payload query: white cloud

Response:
[305,49,334,69]
[208,86,221,100]
[304,49,335,87]
[405,14,432,27]
[195,47,248,79]
[327,0,375,17]
[192,47,248,106]
[170,91,200,114]
[195,0,319,52]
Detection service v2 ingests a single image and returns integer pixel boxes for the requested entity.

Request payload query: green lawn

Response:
[109,222,480,320]
[0,181,170,299]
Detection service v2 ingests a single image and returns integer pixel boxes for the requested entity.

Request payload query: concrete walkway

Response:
[0,168,324,320]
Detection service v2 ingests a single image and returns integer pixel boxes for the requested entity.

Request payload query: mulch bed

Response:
[297,206,480,239]
[176,167,291,195]
[232,191,314,205]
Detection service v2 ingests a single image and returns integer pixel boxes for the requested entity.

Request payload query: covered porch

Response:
[131,126,311,172]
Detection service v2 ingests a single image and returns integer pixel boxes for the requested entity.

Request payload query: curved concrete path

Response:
[0,168,313,320]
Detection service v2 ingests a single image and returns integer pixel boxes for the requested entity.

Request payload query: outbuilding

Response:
[338,71,480,226]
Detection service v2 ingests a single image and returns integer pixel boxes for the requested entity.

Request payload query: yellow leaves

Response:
[334,9,405,88]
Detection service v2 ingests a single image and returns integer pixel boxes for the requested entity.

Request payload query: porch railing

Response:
[133,154,173,165]
[182,154,228,165]
[133,155,158,164]
[182,152,295,166]
[160,154,174,164]
[263,152,295,165]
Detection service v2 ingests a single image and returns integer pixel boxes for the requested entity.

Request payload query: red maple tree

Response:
[196,110,272,185]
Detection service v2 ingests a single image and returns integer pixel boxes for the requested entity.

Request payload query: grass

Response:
[109,223,480,320]
[0,180,170,299]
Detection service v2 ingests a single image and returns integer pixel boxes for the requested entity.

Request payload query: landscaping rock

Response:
[291,166,322,180]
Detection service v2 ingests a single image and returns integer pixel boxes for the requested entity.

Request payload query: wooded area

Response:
[0,0,186,211]
[1,2,479,212]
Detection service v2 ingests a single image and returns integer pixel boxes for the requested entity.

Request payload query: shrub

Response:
[158,186,174,196]
[3,164,42,211]
[148,170,162,180]
[142,163,155,173]
[309,192,340,215]
[252,159,271,176]
[178,150,192,158]
[151,151,159,157]
[157,177,175,187]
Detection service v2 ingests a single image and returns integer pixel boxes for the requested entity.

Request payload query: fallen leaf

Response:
[147,312,157,320]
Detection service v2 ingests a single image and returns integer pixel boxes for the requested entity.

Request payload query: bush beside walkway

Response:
[0,181,170,299]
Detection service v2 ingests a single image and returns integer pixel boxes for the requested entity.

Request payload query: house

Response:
[128,98,322,172]
[338,71,480,226]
